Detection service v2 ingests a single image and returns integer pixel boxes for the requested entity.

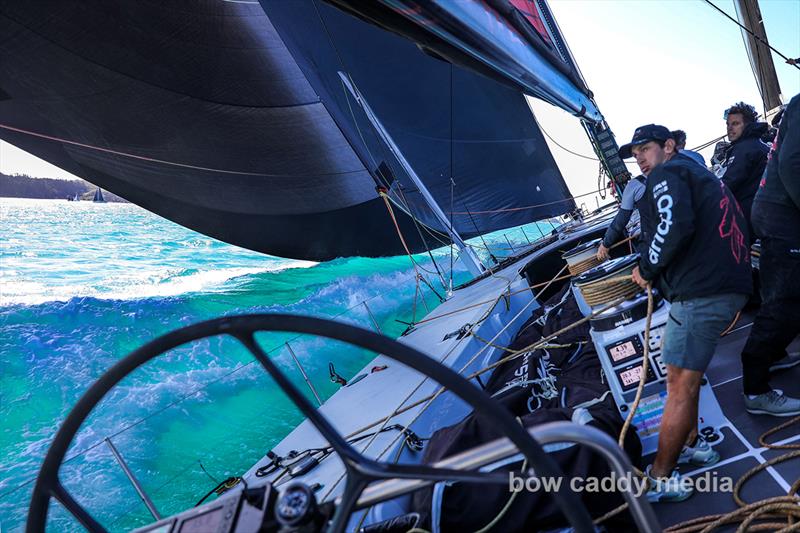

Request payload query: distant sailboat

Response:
[92,187,105,203]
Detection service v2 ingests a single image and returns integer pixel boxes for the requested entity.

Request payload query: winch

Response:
[571,254,641,317]
[561,238,603,276]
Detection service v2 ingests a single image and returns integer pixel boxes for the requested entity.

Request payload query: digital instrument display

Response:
[610,341,636,361]
[605,335,643,365]
[615,363,657,392]
[619,366,642,387]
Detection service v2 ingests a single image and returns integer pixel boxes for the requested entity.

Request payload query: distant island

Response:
[0,172,128,202]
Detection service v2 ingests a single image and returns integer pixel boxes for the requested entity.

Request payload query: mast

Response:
[733,0,784,120]
[535,0,630,195]
[338,72,485,277]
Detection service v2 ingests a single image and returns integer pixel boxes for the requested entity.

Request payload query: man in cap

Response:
[619,125,752,502]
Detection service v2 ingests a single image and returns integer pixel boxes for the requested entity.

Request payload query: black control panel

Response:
[614,360,659,392]
[605,335,644,366]
[133,480,276,533]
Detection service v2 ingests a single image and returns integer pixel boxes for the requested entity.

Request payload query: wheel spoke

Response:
[51,481,107,533]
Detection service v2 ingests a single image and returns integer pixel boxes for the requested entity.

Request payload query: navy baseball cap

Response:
[618,124,672,159]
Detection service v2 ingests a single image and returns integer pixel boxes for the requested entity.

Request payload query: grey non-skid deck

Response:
[649,316,800,530]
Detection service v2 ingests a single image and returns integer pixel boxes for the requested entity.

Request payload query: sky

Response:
[529,0,800,207]
[0,0,798,196]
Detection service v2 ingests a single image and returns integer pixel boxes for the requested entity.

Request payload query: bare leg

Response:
[652,365,703,478]
[686,398,699,446]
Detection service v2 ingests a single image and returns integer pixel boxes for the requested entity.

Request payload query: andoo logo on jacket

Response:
[648,180,673,265]
[718,184,748,264]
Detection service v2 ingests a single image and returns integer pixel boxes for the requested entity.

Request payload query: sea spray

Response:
[0,198,551,531]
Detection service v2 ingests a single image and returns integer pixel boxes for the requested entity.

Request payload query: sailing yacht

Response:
[1,0,797,531]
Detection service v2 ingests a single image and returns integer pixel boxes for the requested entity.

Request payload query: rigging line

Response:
[395,185,448,295]
[449,64,456,293]
[322,261,552,500]
[531,114,599,161]
[346,264,572,488]
[418,217,455,247]
[313,0,408,206]
[450,179,455,293]
[462,201,497,264]
[690,133,727,152]
[377,189,446,290]
[702,0,800,71]
[314,0,445,250]
[448,188,603,215]
[0,123,366,178]
[323,283,539,501]
[340,282,625,458]
[737,0,770,115]
[378,191,429,296]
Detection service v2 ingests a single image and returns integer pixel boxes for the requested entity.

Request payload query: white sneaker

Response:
[744,389,800,417]
[645,465,694,503]
[677,435,720,467]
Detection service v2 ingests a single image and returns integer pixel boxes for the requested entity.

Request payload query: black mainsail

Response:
[0,0,576,260]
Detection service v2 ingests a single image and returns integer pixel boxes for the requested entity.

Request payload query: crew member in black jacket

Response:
[715,102,770,238]
[619,125,752,502]
[740,93,800,416]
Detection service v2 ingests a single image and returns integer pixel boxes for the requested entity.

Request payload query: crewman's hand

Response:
[596,244,610,261]
[632,266,649,289]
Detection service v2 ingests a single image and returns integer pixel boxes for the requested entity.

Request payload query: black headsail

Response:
[326,0,631,192]
[0,0,574,260]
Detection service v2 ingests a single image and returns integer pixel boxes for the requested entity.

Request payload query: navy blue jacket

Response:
[716,122,770,222]
[755,93,800,212]
[639,153,753,301]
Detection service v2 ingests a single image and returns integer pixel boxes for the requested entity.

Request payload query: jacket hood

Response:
[735,121,769,143]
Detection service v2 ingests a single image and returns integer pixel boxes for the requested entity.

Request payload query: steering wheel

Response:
[26,314,595,533]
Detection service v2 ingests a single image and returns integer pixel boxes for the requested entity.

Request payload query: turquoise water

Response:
[0,198,552,532]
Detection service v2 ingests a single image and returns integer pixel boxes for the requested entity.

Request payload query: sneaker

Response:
[678,435,720,467]
[744,389,800,417]
[769,351,800,373]
[644,465,694,503]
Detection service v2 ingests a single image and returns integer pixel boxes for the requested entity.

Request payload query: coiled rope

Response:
[663,413,800,532]
[567,255,602,276]
[577,274,642,307]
